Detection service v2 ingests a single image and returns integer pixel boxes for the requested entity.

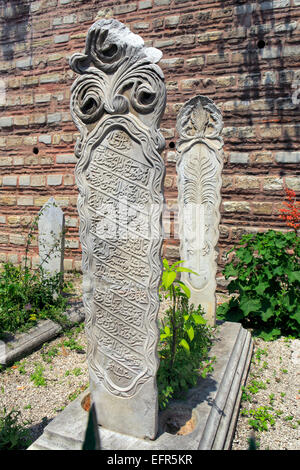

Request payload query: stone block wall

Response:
[0,0,299,284]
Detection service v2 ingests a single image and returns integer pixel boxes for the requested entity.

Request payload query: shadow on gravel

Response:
[27,416,54,445]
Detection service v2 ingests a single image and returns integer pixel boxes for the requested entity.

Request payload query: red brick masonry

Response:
[0,0,299,283]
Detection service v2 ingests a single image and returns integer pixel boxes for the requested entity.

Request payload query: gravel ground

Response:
[0,323,90,445]
[0,282,299,450]
[231,336,300,450]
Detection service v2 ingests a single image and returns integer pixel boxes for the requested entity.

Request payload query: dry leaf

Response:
[177,416,196,436]
[61,345,69,357]
[82,393,91,412]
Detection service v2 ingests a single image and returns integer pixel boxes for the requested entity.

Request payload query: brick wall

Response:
[0,0,299,284]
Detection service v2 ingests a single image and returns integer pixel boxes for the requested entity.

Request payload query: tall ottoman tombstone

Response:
[69,19,166,439]
[176,96,224,326]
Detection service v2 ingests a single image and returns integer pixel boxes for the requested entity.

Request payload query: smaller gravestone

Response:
[176,96,224,326]
[38,197,65,277]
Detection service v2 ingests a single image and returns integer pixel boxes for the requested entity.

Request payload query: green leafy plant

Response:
[157,259,215,409]
[68,384,88,402]
[0,262,72,338]
[30,363,46,387]
[72,367,83,377]
[255,348,268,362]
[0,408,31,450]
[241,406,276,432]
[247,379,267,394]
[217,230,300,340]
[0,203,75,339]
[241,379,267,403]
[269,393,275,406]
[60,326,84,352]
[17,361,27,375]
[41,345,59,363]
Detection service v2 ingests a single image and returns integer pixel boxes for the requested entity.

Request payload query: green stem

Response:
[170,284,177,369]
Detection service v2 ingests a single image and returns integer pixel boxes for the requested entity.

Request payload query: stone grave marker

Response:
[69,19,166,439]
[38,196,65,277]
[176,96,224,326]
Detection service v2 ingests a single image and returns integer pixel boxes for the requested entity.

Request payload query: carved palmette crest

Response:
[70,19,166,398]
[70,19,166,135]
[176,96,223,318]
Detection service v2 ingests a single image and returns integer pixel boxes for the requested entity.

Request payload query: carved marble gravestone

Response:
[176,96,224,326]
[38,197,65,277]
[69,19,166,439]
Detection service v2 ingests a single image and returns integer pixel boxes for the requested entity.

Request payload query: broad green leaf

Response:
[258,328,281,341]
[291,310,300,325]
[261,308,274,322]
[192,313,206,325]
[176,267,199,275]
[282,292,297,313]
[164,326,171,336]
[177,281,191,298]
[240,298,261,316]
[240,250,253,264]
[275,238,286,250]
[255,282,269,296]
[170,260,186,269]
[273,266,284,277]
[163,259,169,269]
[288,271,300,283]
[160,333,168,340]
[179,339,190,352]
[187,326,194,342]
[161,270,168,286]
[161,271,176,289]
[223,264,238,278]
[216,302,229,319]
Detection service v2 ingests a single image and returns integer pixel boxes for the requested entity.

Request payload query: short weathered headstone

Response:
[176,96,224,326]
[69,19,166,439]
[38,197,65,277]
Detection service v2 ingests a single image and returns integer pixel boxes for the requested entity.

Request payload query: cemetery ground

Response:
[0,272,299,451]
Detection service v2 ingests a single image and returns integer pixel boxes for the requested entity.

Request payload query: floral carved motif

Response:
[176,96,224,325]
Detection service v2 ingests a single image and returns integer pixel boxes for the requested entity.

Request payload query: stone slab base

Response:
[0,301,85,366]
[28,321,253,451]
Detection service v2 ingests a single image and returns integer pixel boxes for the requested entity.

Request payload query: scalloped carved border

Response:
[69,19,166,398]
[176,95,224,324]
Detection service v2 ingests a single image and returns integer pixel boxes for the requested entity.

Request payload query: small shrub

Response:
[30,363,46,387]
[241,406,276,432]
[0,263,71,338]
[0,408,31,450]
[60,326,84,352]
[217,230,300,340]
[157,259,215,409]
[0,201,75,338]
[41,346,59,363]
